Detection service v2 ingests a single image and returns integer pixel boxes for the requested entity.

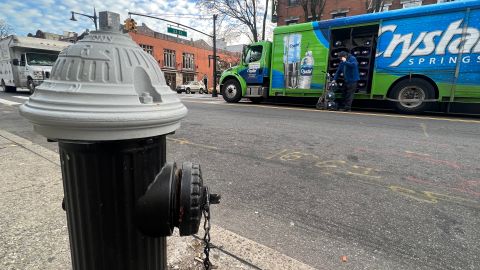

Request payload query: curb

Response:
[0,129,316,270]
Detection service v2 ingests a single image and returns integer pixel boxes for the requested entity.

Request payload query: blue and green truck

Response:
[219,0,480,113]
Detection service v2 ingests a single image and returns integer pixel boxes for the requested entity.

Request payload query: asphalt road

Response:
[1,90,479,270]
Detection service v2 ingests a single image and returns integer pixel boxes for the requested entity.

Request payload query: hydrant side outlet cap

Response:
[19,11,187,141]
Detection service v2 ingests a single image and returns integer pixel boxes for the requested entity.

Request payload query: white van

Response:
[0,35,70,94]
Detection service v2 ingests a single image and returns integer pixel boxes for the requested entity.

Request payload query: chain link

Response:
[202,189,212,270]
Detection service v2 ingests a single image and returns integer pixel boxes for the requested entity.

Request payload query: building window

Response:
[182,53,195,70]
[401,0,422,8]
[332,12,347,19]
[183,73,195,84]
[437,0,454,2]
[140,44,153,55]
[288,0,299,6]
[163,49,176,68]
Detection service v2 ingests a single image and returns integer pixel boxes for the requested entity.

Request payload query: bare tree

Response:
[197,0,267,42]
[366,0,386,13]
[0,19,14,38]
[299,0,326,22]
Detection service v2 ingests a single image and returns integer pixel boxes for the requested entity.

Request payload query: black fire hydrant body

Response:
[59,137,167,269]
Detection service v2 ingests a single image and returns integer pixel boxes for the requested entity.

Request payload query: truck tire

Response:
[186,88,191,94]
[199,88,204,94]
[390,78,434,114]
[222,79,242,103]
[6,86,17,93]
[27,79,35,94]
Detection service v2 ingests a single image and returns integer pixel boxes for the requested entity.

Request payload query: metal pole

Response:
[212,14,218,97]
[262,0,269,40]
[93,8,98,31]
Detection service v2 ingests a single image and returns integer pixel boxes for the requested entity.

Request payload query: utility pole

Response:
[212,14,218,97]
[262,0,269,40]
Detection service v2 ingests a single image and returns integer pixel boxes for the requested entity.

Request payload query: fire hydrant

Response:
[20,11,219,270]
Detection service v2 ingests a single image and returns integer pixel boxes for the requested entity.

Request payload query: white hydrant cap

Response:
[20,11,187,141]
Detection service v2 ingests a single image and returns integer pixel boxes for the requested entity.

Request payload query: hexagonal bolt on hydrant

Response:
[20,11,219,270]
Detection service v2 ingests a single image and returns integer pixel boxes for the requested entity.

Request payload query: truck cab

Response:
[220,41,271,103]
[14,52,58,93]
[0,36,69,94]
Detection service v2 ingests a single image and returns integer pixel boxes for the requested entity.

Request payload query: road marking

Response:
[167,137,218,150]
[403,151,461,169]
[390,185,479,206]
[405,151,430,157]
[182,100,480,124]
[0,98,21,106]
[13,96,29,100]
[265,149,289,160]
[420,123,429,138]
[268,149,478,208]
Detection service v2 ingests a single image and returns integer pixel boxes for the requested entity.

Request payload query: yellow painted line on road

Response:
[167,137,218,150]
[182,99,480,124]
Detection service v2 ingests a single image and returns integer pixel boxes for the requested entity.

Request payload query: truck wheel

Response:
[2,80,16,93]
[390,78,434,114]
[222,79,242,103]
[199,88,204,94]
[249,97,263,104]
[27,79,35,94]
[186,88,191,94]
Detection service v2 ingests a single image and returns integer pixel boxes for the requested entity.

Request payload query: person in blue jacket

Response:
[333,51,359,112]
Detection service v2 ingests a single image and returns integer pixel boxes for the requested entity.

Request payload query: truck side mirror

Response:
[12,59,19,66]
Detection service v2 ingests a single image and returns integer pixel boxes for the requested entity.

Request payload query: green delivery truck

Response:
[219,0,480,114]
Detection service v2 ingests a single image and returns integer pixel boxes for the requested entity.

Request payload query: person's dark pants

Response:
[341,82,357,109]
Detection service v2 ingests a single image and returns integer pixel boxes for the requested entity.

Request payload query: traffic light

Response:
[124,18,137,32]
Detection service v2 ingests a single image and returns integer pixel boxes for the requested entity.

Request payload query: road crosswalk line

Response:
[13,96,29,100]
[0,98,21,106]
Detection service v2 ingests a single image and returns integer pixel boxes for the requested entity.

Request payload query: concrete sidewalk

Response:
[0,129,315,270]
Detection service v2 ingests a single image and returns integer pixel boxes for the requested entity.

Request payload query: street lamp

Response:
[70,8,98,31]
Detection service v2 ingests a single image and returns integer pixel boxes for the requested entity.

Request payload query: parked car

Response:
[176,81,205,94]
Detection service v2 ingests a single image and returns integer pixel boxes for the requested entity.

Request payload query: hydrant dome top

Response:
[20,11,187,141]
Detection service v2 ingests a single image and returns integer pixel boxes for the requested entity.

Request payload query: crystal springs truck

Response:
[0,35,70,94]
[219,0,480,114]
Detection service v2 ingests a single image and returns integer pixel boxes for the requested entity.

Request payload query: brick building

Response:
[276,0,456,26]
[129,24,240,90]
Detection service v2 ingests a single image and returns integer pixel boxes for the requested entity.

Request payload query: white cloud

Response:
[0,0,276,45]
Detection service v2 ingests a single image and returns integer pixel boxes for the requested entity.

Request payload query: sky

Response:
[0,0,274,45]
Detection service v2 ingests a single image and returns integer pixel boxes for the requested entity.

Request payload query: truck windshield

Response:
[26,53,58,66]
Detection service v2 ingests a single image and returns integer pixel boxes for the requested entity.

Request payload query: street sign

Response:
[167,27,187,37]
[271,0,278,23]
